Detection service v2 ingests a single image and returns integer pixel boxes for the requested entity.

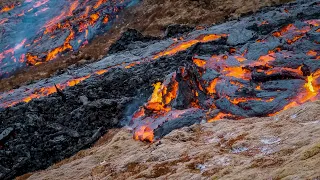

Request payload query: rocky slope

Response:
[0,0,294,92]
[0,0,318,179]
[20,101,320,180]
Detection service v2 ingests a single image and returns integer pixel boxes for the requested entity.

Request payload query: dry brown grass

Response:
[0,0,294,92]
[0,0,22,7]
[19,102,320,180]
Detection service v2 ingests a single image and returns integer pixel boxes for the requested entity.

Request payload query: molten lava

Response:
[143,79,179,112]
[193,58,207,68]
[0,5,15,13]
[95,69,108,75]
[0,1,319,145]
[130,17,320,142]
[307,50,318,57]
[0,0,138,77]
[153,34,227,59]
[67,75,91,87]
[46,30,75,62]
[133,126,154,142]
[131,73,180,124]
[208,112,231,122]
[223,67,251,80]
[206,78,218,94]
[145,82,169,112]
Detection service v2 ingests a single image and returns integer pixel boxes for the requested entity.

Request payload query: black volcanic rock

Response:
[108,29,160,54]
[0,50,191,180]
[164,24,195,38]
[0,0,319,179]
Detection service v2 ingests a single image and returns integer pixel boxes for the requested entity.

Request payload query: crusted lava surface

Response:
[0,0,295,93]
[0,0,139,79]
[19,102,320,180]
[0,0,320,179]
[130,0,320,141]
[0,48,189,179]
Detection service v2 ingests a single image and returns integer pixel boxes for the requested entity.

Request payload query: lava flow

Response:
[0,0,139,78]
[130,16,320,142]
[0,0,318,144]
[1,1,320,180]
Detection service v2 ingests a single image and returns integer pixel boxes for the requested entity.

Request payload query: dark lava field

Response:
[0,0,319,179]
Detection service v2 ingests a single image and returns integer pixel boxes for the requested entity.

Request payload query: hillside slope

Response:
[0,0,319,178]
[20,102,320,180]
[0,0,293,92]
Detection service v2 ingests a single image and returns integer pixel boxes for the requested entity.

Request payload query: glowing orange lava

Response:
[95,69,108,75]
[153,34,227,59]
[234,55,246,62]
[89,13,100,25]
[287,34,304,44]
[144,82,171,112]
[305,19,320,27]
[259,21,269,26]
[208,112,231,122]
[67,75,91,87]
[134,126,154,142]
[206,78,218,94]
[103,15,109,24]
[46,30,74,61]
[163,79,179,105]
[0,5,15,13]
[26,53,40,65]
[223,67,251,80]
[125,63,136,69]
[252,52,276,67]
[272,24,295,37]
[67,1,79,16]
[193,58,207,68]
[94,0,107,9]
[307,50,317,56]
[271,69,320,115]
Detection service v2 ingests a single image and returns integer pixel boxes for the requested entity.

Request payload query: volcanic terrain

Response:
[19,101,320,180]
[0,0,294,92]
[0,0,319,179]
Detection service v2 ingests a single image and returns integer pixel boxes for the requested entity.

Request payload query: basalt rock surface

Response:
[0,0,140,77]
[0,50,191,179]
[108,29,161,54]
[0,0,319,179]
[20,101,320,180]
[129,0,320,141]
